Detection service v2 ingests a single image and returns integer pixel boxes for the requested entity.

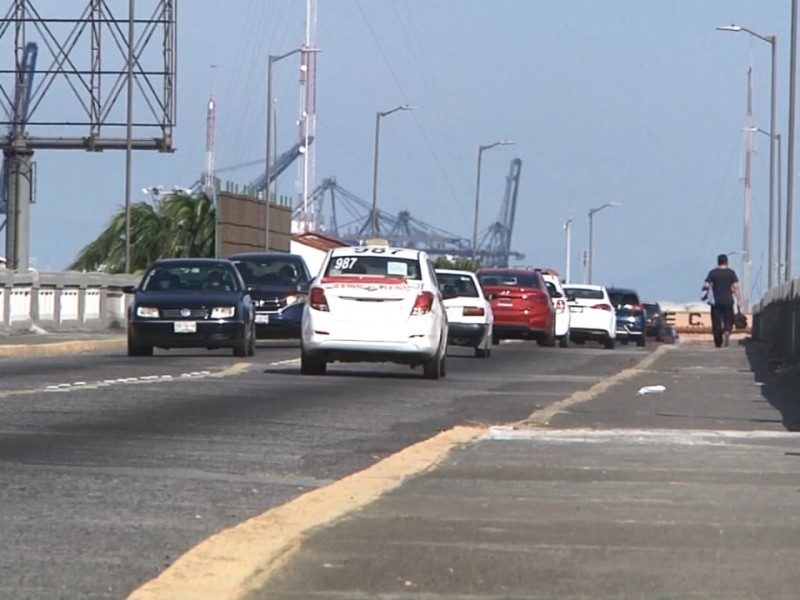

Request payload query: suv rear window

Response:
[325,255,422,280]
[437,272,480,298]
[479,272,541,288]
[564,287,604,300]
[609,291,640,307]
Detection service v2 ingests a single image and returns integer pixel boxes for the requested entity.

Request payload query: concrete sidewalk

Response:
[247,340,800,599]
[0,331,125,358]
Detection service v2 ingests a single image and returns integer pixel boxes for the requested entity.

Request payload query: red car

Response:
[477,268,555,346]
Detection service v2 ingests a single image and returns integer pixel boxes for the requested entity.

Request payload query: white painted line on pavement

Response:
[270,358,301,366]
[486,427,798,445]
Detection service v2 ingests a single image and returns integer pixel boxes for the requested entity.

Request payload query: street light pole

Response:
[587,202,620,284]
[472,140,515,263]
[264,47,319,251]
[370,105,415,238]
[717,25,778,288]
[788,0,799,281]
[564,217,573,284]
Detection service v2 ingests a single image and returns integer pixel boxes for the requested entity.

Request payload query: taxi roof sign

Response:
[363,238,390,246]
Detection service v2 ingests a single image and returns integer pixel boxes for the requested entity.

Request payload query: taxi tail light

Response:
[309,286,329,311]
[411,291,435,315]
[592,303,613,311]
[463,306,485,317]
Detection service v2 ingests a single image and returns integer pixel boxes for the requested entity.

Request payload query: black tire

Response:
[233,335,249,357]
[636,335,646,348]
[603,336,616,350]
[558,333,569,348]
[491,334,500,346]
[440,354,447,377]
[127,334,153,357]
[538,325,556,347]
[475,346,488,358]
[574,339,586,345]
[300,348,327,375]
[423,345,442,380]
[246,324,256,356]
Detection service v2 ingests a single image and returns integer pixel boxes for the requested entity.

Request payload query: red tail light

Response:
[631,304,644,315]
[309,286,329,311]
[463,306,485,317]
[592,303,613,311]
[411,291,435,315]
[533,292,550,305]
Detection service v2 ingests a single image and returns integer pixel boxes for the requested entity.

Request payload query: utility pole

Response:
[564,217,572,284]
[743,67,753,311]
[787,0,798,281]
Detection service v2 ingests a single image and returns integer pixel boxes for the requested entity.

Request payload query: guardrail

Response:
[752,279,799,362]
[0,271,139,335]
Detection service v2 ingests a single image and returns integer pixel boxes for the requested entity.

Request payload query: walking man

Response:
[703,253,742,348]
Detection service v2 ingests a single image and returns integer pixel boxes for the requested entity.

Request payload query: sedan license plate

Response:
[255,314,270,324]
[569,306,584,313]
[173,321,196,333]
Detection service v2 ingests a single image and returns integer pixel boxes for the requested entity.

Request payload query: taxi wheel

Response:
[475,346,490,358]
[423,347,442,380]
[233,334,249,357]
[603,336,616,350]
[440,355,447,377]
[246,326,257,356]
[636,335,646,348]
[301,350,327,375]
[558,333,569,348]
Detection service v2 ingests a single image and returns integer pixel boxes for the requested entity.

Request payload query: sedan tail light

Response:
[462,306,485,317]
[411,291,435,315]
[309,286,329,311]
[591,303,613,311]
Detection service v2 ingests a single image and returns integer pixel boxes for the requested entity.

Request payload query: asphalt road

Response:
[0,339,650,599]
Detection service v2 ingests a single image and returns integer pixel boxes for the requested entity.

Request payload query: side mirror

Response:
[550,289,563,299]
[297,281,310,294]
[122,285,137,294]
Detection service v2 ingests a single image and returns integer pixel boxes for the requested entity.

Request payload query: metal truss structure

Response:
[0,0,177,270]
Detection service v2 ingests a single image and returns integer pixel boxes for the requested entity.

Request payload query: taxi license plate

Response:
[569,306,583,313]
[255,314,270,324]
[173,321,196,333]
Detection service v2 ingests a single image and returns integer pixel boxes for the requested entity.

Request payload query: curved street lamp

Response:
[587,202,620,284]
[472,140,515,263]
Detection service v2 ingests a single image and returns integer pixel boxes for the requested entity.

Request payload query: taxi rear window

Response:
[436,272,480,298]
[325,255,422,280]
[564,287,604,300]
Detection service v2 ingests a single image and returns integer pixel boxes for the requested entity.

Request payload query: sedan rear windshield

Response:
[479,272,541,288]
[564,287,604,300]
[437,272,480,298]
[142,264,241,292]
[232,257,308,286]
[325,255,422,280]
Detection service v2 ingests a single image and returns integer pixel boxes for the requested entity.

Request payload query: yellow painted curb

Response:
[518,343,672,427]
[0,337,127,359]
[127,425,485,600]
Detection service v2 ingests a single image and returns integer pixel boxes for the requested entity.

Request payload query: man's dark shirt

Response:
[706,267,738,305]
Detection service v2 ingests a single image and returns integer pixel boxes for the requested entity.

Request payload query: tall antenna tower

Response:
[298,0,317,232]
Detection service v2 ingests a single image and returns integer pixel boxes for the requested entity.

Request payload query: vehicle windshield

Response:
[479,272,541,288]
[141,264,240,293]
[325,255,422,280]
[232,257,308,286]
[436,272,480,298]
[609,291,640,307]
[643,303,660,316]
[564,287,604,300]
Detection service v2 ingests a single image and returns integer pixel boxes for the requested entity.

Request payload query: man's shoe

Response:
[723,331,730,347]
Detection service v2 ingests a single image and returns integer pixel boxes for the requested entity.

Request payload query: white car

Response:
[562,284,616,349]
[539,269,571,348]
[435,268,493,358]
[300,244,449,379]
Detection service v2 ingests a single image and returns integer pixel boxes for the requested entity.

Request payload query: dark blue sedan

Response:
[123,258,256,357]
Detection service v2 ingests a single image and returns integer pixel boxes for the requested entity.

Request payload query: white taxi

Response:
[539,268,571,348]
[435,268,493,358]
[300,244,449,379]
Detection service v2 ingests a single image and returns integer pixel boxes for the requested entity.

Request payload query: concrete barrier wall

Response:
[0,271,140,335]
[752,279,800,362]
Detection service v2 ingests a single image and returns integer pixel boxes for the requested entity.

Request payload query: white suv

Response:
[300,244,449,379]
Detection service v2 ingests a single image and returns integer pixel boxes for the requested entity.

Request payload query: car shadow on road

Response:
[260,367,428,380]
[744,339,800,432]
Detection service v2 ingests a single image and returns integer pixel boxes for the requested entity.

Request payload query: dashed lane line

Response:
[126,346,671,600]
[0,363,251,400]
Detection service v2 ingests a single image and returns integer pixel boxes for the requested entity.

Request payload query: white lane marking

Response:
[486,427,797,445]
[270,358,301,366]
[27,367,250,395]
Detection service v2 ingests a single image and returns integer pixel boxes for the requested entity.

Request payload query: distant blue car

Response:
[607,287,646,347]
[228,252,312,340]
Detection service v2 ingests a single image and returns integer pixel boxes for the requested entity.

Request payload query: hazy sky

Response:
[0,0,793,303]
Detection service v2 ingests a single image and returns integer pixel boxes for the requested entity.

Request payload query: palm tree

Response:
[69,193,216,273]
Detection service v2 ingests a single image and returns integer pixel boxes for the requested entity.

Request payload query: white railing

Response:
[0,271,139,334]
